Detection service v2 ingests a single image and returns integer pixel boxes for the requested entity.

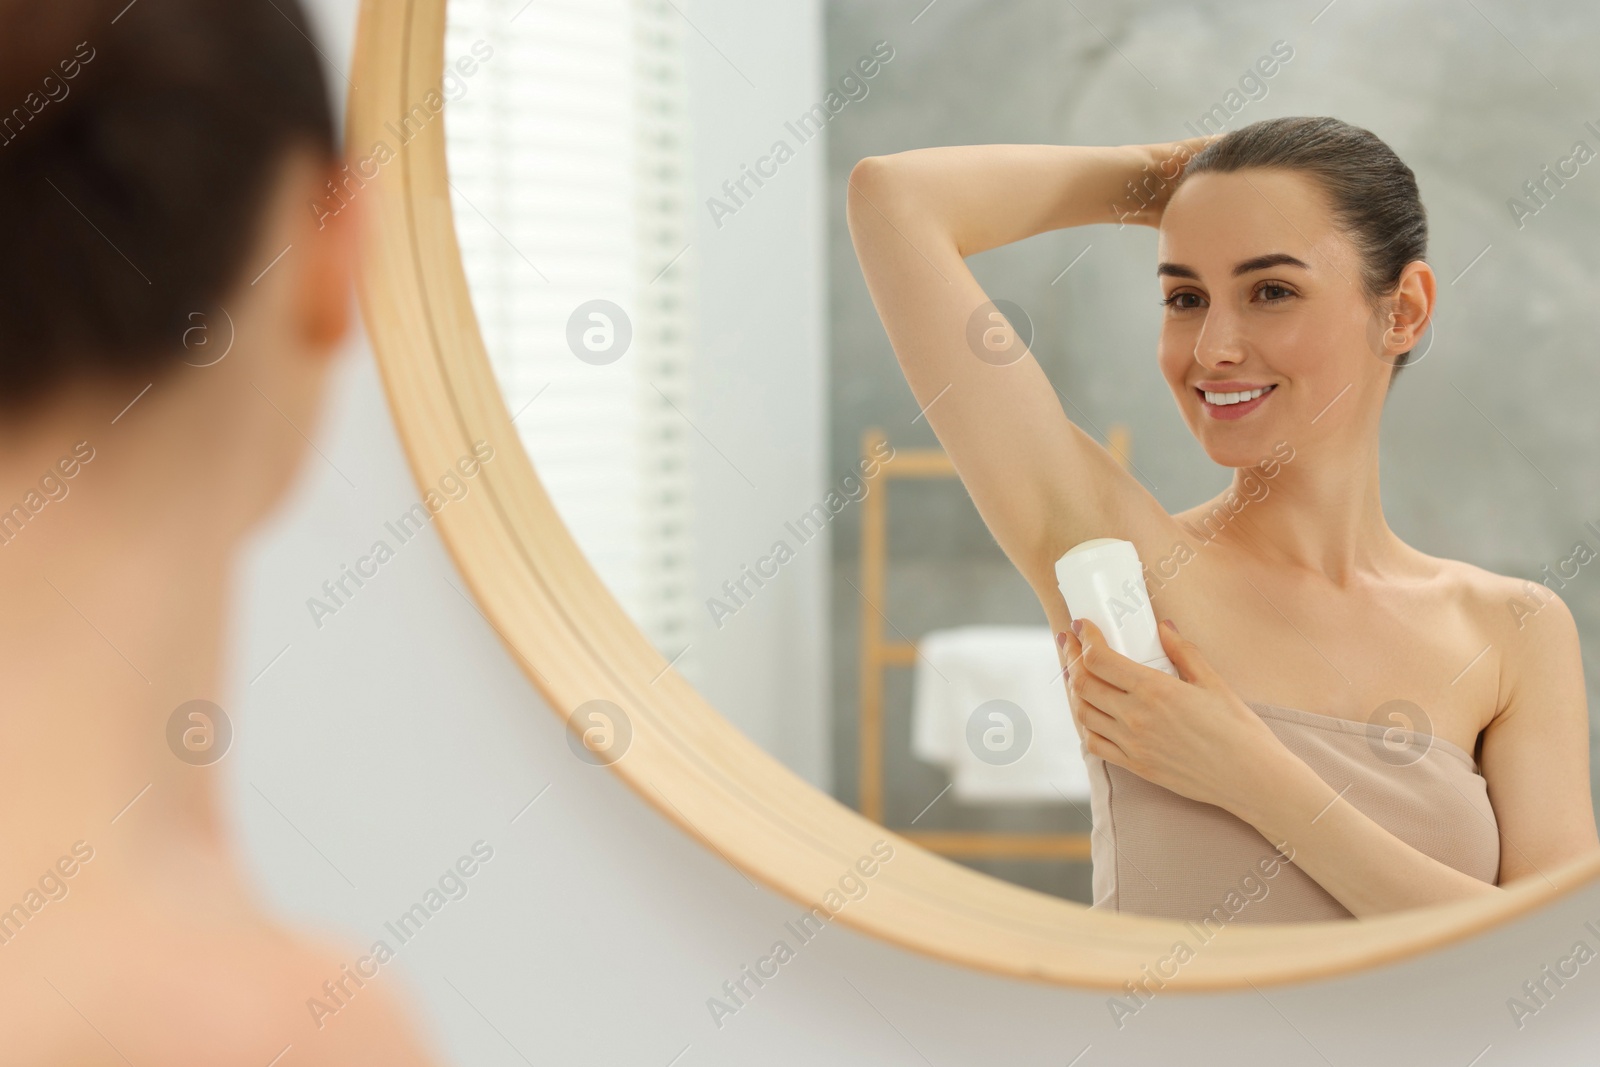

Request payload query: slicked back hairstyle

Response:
[1178,116,1429,383]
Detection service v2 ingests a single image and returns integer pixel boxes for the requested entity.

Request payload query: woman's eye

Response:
[1160,284,1293,311]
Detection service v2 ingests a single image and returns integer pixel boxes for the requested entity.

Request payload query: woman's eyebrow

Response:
[1156,252,1312,279]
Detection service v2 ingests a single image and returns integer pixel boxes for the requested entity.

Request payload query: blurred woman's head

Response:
[0,0,357,541]
[1154,116,1434,470]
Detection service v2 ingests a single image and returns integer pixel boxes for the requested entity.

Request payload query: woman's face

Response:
[1155,167,1395,469]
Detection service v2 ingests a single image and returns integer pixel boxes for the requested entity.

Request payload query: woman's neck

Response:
[1212,435,1405,587]
[0,405,240,893]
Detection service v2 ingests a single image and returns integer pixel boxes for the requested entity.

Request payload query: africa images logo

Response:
[306,441,496,629]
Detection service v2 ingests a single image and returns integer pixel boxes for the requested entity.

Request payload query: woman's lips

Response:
[1197,383,1276,421]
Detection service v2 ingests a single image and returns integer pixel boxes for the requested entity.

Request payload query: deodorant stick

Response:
[1055,537,1178,677]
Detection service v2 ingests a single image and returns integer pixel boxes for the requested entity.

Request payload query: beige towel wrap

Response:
[1087,700,1500,922]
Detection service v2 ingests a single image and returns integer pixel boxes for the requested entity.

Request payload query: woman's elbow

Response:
[847,154,911,224]
[848,153,888,193]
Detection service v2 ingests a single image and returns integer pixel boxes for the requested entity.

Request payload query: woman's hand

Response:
[1058,616,1288,814]
[1121,134,1222,228]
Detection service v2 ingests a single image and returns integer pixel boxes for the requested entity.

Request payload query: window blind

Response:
[445,0,697,673]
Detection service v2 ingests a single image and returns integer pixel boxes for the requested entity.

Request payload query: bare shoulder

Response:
[231,928,445,1067]
[1429,554,1581,716]
[1434,554,1574,645]
[1433,555,1598,873]
[16,907,443,1067]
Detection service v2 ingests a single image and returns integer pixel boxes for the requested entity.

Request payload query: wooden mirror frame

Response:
[348,0,1600,990]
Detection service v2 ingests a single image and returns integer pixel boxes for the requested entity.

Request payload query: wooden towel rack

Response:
[855,423,1133,861]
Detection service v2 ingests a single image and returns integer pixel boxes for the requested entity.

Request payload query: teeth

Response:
[1204,385,1272,406]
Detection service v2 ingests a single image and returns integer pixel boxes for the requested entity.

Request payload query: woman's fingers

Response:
[1072,619,1148,692]
[1080,725,1130,768]
[1064,650,1134,752]
[1057,628,1084,674]
[1075,701,1125,748]
[1064,650,1134,766]
[1070,667,1131,723]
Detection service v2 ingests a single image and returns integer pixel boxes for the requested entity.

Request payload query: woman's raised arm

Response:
[845,140,1203,591]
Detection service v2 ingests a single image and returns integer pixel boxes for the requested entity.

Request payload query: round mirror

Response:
[351,0,1600,987]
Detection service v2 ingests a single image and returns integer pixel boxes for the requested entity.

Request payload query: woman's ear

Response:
[292,152,362,358]
[1388,260,1436,350]
[1370,264,1434,371]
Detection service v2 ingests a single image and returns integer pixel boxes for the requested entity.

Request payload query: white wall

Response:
[223,2,1600,1063]
[680,0,832,791]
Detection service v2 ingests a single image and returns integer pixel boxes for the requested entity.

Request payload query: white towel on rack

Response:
[911,624,1090,803]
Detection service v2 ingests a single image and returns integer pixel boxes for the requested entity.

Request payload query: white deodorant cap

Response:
[1055,538,1177,677]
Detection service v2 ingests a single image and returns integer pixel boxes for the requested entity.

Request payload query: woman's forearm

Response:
[1233,749,1502,917]
[849,142,1173,258]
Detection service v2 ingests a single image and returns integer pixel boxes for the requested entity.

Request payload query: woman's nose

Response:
[1192,309,1247,368]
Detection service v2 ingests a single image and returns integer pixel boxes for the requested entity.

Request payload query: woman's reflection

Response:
[847,117,1600,920]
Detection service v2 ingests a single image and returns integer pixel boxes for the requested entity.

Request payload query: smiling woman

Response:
[352,0,1600,995]
[846,116,1600,922]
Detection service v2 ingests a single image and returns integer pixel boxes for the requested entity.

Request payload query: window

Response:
[446,0,697,671]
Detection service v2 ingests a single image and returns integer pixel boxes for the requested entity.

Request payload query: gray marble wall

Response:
[824,0,1600,899]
